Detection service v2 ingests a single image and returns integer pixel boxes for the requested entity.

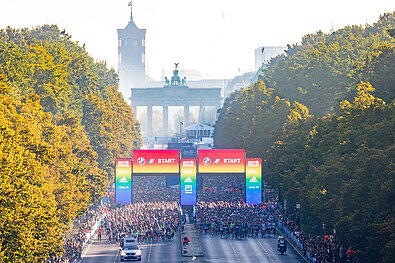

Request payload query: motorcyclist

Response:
[277,236,287,254]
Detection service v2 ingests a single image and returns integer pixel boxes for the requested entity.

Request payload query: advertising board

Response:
[132,150,179,174]
[246,158,262,205]
[197,149,245,173]
[180,159,197,205]
[115,159,132,204]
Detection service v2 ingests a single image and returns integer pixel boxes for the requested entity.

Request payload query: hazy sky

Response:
[0,0,393,80]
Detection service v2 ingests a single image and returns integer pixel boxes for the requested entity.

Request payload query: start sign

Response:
[198,149,245,173]
[132,150,179,174]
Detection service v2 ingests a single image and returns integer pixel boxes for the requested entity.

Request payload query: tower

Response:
[117,0,146,101]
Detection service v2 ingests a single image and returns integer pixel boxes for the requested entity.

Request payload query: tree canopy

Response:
[0,25,141,262]
[215,14,394,262]
[259,12,395,116]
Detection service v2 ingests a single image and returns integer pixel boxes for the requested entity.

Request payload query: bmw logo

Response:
[203,157,211,165]
[137,157,146,165]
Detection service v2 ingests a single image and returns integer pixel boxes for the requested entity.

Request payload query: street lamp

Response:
[322,223,326,242]
[179,121,183,139]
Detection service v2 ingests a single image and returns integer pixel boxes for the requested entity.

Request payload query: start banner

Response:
[115,159,132,204]
[246,158,262,205]
[198,149,245,174]
[180,159,197,205]
[132,150,179,174]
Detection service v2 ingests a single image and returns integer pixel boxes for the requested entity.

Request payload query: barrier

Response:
[277,220,316,263]
[81,214,105,250]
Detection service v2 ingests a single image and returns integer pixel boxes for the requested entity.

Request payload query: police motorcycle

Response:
[277,236,287,255]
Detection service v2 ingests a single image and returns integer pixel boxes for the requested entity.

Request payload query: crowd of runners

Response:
[132,176,179,202]
[198,175,245,202]
[195,200,280,239]
[55,174,359,262]
[104,202,181,244]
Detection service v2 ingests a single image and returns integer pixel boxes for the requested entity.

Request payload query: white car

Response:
[120,243,142,261]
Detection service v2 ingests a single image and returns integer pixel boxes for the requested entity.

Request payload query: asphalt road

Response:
[81,232,183,263]
[82,232,305,263]
[200,234,305,263]
[80,234,119,263]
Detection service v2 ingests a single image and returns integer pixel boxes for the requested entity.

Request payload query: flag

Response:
[128,1,132,7]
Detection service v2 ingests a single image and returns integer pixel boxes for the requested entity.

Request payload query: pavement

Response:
[276,226,311,263]
[81,232,183,263]
[181,224,204,258]
[80,231,306,263]
[200,234,306,263]
[79,217,306,263]
[80,234,119,263]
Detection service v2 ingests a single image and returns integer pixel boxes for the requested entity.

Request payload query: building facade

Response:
[254,46,287,71]
[117,5,146,100]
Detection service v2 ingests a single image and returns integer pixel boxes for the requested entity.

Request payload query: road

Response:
[81,232,183,263]
[82,232,305,263]
[200,234,305,263]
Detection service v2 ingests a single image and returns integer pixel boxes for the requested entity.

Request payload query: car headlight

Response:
[120,252,126,256]
[135,250,141,256]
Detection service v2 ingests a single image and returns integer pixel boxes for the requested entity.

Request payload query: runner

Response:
[98,227,103,242]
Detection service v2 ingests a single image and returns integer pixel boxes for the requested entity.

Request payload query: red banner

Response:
[132,150,179,174]
[198,149,245,173]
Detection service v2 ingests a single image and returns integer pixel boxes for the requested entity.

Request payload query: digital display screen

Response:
[180,159,197,205]
[132,150,179,174]
[197,149,245,173]
[246,158,262,205]
[115,159,132,204]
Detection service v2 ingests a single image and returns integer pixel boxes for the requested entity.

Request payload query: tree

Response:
[259,12,394,116]
[82,86,141,177]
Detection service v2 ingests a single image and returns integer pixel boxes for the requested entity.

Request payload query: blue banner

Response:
[180,159,197,205]
[115,159,132,204]
[246,158,262,205]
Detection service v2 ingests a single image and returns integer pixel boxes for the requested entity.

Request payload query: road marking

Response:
[80,234,96,262]
[256,238,275,263]
[113,249,119,263]
[232,238,251,263]
[228,239,241,263]
[147,240,153,263]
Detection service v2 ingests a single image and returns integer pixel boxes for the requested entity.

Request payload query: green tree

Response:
[259,12,394,116]
[82,86,141,177]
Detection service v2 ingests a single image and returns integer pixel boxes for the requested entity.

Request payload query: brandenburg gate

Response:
[130,64,222,136]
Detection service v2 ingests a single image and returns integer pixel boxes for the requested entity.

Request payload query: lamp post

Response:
[179,121,183,139]
[322,222,326,242]
[296,203,301,230]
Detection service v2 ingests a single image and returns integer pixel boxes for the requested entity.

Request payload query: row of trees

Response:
[0,25,141,262]
[214,13,394,262]
[260,13,394,116]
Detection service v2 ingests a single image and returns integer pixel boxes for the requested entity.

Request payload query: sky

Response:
[0,0,393,80]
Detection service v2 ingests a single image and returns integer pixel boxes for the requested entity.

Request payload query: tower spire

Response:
[128,0,133,22]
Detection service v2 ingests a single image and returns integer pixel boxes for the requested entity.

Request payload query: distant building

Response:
[255,46,287,71]
[224,72,255,97]
[131,64,222,138]
[179,69,202,81]
[185,124,214,140]
[145,76,228,102]
[117,3,146,101]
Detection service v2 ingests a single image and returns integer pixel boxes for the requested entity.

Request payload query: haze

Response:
[1,0,393,79]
